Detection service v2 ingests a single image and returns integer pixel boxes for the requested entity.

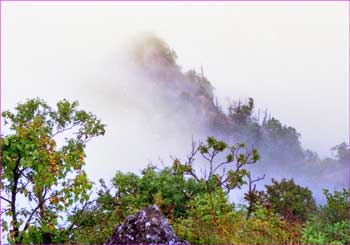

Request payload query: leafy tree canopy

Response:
[1,98,105,243]
[264,178,317,222]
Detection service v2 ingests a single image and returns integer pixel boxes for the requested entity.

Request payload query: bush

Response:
[320,189,350,224]
[174,203,302,244]
[302,218,350,244]
[301,189,350,245]
[264,178,317,222]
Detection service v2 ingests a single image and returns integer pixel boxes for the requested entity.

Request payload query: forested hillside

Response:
[130,34,348,195]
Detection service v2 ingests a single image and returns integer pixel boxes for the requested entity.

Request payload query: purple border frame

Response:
[0,1,349,245]
[0,0,348,1]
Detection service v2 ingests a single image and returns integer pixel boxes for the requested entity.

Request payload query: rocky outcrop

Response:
[106,205,187,244]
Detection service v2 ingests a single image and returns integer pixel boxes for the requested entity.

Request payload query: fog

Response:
[1,2,349,204]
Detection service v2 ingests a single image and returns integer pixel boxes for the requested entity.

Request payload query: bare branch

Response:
[21,193,52,233]
[251,174,265,184]
[1,196,13,205]
[52,122,82,137]
[186,140,202,166]
[211,160,230,175]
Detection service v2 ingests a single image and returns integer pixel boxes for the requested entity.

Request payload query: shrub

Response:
[264,178,317,222]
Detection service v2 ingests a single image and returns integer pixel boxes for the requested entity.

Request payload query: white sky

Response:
[1,1,349,181]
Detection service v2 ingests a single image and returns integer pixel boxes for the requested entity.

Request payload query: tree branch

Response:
[251,174,265,184]
[211,160,230,176]
[66,192,94,233]
[0,196,12,205]
[52,122,82,137]
[21,192,52,233]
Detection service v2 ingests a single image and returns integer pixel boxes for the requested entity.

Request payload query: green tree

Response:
[1,98,105,243]
[66,166,206,244]
[228,98,254,126]
[320,188,350,224]
[68,137,261,244]
[112,165,206,221]
[172,137,261,234]
[174,136,260,193]
[264,178,316,222]
[262,117,304,161]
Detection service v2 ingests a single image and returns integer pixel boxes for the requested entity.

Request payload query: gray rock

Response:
[106,205,188,244]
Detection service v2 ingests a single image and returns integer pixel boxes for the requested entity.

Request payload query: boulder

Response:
[106,205,187,244]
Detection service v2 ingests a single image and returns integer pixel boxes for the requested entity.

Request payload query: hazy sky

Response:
[1,2,349,183]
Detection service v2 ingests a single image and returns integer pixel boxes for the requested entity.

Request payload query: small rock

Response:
[106,205,188,244]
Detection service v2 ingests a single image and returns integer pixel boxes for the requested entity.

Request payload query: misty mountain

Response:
[126,34,349,203]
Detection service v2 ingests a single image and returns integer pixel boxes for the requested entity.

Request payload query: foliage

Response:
[302,218,350,244]
[301,188,350,244]
[320,189,350,224]
[331,142,350,164]
[113,165,206,220]
[174,203,302,244]
[174,136,260,193]
[67,136,261,244]
[2,98,347,244]
[238,205,302,244]
[65,179,121,244]
[1,98,105,243]
[66,166,206,244]
[264,178,317,222]
[173,189,235,244]
[226,98,304,162]
[228,97,254,126]
[261,117,304,161]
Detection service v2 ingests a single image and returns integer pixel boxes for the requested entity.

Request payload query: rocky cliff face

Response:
[106,205,187,244]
